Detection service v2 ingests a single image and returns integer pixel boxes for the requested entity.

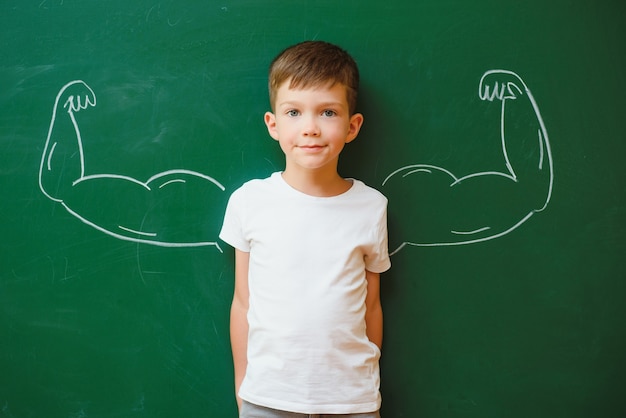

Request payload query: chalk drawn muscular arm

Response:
[382,70,553,254]
[39,80,226,251]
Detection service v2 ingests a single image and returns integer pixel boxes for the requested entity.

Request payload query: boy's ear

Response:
[264,112,279,141]
[345,113,364,144]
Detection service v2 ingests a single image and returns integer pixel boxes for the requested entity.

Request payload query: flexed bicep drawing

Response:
[40,72,551,255]
[39,81,226,251]
[383,70,553,254]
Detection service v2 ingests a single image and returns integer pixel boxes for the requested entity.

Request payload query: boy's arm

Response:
[230,249,250,411]
[364,270,383,350]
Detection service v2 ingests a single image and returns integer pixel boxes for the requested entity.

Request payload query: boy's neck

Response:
[281,167,352,197]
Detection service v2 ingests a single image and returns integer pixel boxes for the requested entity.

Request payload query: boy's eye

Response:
[322,110,336,117]
[286,109,300,117]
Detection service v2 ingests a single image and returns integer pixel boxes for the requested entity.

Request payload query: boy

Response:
[219,41,391,417]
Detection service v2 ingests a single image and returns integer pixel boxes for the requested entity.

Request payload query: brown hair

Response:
[268,41,360,114]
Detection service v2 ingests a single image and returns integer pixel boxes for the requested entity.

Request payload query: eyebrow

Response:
[277,100,346,109]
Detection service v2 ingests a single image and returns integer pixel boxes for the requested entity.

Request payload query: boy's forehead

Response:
[275,79,349,104]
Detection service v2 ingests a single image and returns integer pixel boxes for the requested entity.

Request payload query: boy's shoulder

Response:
[233,172,281,194]
[231,173,388,206]
[349,178,388,204]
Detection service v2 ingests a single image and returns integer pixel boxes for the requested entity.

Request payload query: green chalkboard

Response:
[2,1,625,417]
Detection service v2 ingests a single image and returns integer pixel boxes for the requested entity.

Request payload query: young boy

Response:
[219,41,391,417]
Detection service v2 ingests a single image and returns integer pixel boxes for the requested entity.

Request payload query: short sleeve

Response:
[364,201,391,274]
[219,187,251,252]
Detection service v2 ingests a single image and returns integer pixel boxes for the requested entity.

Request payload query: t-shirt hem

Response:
[218,231,250,252]
[241,393,381,415]
[366,260,392,274]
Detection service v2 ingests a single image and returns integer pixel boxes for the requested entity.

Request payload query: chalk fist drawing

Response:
[383,70,553,254]
[39,80,226,251]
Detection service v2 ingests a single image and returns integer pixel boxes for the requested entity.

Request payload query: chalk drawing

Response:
[382,70,553,254]
[39,80,226,251]
[40,72,551,255]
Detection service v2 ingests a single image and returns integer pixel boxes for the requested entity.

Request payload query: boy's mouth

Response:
[299,145,325,152]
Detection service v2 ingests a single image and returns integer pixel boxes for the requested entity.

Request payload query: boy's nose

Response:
[302,117,320,137]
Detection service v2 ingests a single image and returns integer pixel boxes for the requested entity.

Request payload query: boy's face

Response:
[264,80,363,176]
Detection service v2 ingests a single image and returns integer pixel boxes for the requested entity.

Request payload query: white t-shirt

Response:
[219,172,391,414]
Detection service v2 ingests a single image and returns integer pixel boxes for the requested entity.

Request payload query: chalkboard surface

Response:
[2,1,625,417]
